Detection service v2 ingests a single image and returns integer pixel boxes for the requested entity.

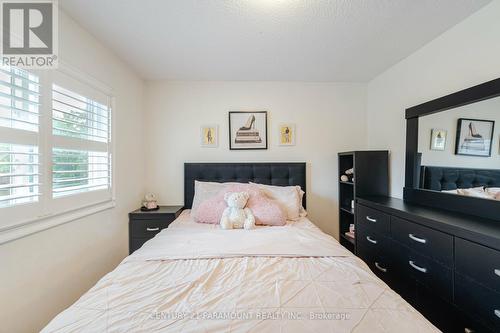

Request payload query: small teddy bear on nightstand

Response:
[220,191,255,230]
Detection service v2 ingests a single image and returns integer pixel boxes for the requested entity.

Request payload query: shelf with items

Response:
[340,233,355,246]
[340,206,354,215]
[339,205,355,251]
[337,151,389,255]
[338,152,355,253]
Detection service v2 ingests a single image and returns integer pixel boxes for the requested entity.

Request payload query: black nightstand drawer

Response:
[456,238,500,293]
[394,245,452,301]
[130,218,173,238]
[357,204,390,234]
[455,273,500,332]
[128,206,183,254]
[391,216,453,267]
[130,237,151,253]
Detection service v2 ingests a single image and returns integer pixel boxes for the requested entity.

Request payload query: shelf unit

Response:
[338,151,389,253]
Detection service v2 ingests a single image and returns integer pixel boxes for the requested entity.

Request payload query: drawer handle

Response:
[375,262,387,273]
[409,260,427,273]
[146,227,160,232]
[408,233,427,244]
[366,216,377,223]
[495,309,500,319]
[366,236,378,244]
[495,269,500,277]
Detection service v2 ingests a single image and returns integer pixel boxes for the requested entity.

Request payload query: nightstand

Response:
[128,205,183,254]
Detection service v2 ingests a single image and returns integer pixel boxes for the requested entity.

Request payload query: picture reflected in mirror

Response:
[417,95,499,201]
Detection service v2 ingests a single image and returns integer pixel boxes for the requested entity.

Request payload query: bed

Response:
[420,165,500,200]
[42,163,438,332]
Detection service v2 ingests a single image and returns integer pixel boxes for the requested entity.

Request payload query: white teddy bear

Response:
[220,191,255,230]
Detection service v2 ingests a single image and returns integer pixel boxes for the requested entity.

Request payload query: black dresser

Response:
[128,206,183,254]
[356,196,500,333]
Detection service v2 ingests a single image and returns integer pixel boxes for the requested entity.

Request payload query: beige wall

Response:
[144,81,367,238]
[0,10,145,333]
[366,0,500,198]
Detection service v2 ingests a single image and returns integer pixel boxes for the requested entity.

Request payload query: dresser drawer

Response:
[394,246,452,301]
[456,238,500,293]
[356,204,390,234]
[357,242,394,285]
[391,216,453,267]
[129,218,173,238]
[455,273,500,332]
[357,226,390,256]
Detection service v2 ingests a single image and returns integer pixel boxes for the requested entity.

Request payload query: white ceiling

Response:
[60,0,491,81]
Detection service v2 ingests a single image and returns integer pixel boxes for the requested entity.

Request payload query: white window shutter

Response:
[0,67,41,208]
[50,71,112,201]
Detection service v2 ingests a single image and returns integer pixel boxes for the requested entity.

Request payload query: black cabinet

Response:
[128,206,183,254]
[337,151,388,253]
[356,196,500,333]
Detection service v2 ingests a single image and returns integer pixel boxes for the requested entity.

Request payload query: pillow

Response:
[441,189,458,195]
[251,183,304,221]
[191,181,237,217]
[297,187,307,217]
[485,187,500,196]
[195,183,286,226]
[457,188,493,199]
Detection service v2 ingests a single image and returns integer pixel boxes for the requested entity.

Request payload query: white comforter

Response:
[42,211,438,333]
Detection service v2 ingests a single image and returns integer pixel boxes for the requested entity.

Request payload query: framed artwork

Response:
[200,125,218,147]
[430,129,446,151]
[228,111,267,150]
[279,123,296,146]
[455,118,495,157]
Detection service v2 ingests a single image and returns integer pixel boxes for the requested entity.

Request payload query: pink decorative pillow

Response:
[194,183,286,226]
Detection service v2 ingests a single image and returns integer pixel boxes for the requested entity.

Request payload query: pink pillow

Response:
[194,183,286,226]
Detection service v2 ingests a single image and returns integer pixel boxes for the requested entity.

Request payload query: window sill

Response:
[0,200,116,245]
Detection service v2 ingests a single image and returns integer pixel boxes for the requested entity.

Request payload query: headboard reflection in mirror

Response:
[405,78,500,220]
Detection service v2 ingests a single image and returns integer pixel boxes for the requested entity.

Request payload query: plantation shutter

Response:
[51,71,112,200]
[0,66,41,208]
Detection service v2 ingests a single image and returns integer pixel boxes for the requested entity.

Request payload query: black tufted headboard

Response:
[421,166,500,191]
[184,163,306,209]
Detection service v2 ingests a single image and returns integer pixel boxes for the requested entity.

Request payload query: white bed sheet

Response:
[42,210,438,333]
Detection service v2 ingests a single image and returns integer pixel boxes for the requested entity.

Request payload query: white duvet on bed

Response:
[42,211,438,333]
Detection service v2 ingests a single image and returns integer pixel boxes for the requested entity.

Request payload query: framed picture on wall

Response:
[200,125,218,147]
[229,111,267,150]
[279,123,296,146]
[455,118,495,157]
[430,129,446,151]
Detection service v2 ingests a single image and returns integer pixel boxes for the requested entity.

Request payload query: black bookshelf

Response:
[338,151,389,253]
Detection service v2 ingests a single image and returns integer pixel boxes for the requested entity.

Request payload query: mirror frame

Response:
[404,77,500,221]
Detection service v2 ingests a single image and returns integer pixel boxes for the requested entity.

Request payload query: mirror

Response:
[417,96,500,201]
[405,78,500,220]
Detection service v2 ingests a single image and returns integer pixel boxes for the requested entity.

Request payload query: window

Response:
[0,67,40,208]
[52,148,109,197]
[0,67,40,132]
[51,81,111,198]
[0,65,113,238]
[0,143,40,207]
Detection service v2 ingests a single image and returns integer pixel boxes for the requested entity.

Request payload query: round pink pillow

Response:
[194,183,286,226]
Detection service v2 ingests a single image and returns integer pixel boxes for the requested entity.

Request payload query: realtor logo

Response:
[1,0,58,68]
